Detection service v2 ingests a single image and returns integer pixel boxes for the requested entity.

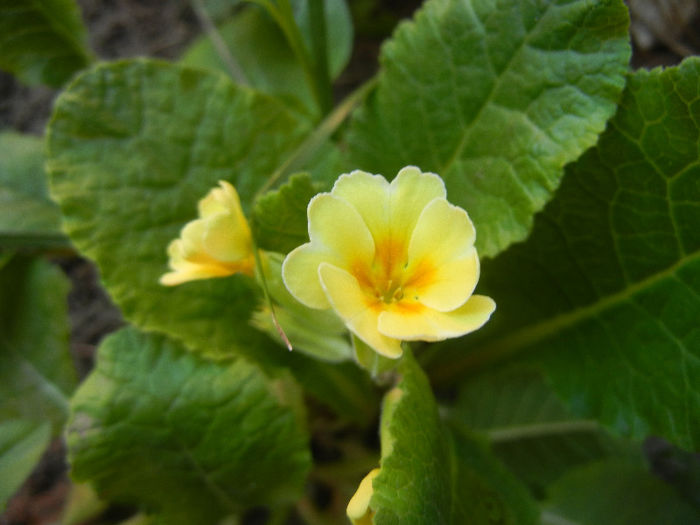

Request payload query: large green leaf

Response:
[45,59,376,422]
[0,0,91,86]
[0,255,74,434]
[451,367,631,495]
[0,132,67,250]
[369,352,538,524]
[428,59,700,450]
[347,0,631,257]
[541,461,700,525]
[46,59,334,361]
[0,419,51,510]
[66,327,311,523]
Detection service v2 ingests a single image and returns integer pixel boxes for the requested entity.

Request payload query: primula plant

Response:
[1,0,699,524]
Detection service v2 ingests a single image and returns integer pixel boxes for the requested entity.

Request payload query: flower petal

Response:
[346,468,380,525]
[377,294,496,341]
[282,244,335,309]
[388,166,446,243]
[202,212,252,262]
[308,193,375,267]
[319,263,402,358]
[160,239,246,285]
[331,170,390,239]
[406,198,479,311]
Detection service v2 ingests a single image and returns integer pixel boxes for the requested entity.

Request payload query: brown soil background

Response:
[1,1,699,524]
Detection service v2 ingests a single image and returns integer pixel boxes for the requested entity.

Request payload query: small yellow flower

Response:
[160,180,255,286]
[346,468,380,525]
[282,166,495,358]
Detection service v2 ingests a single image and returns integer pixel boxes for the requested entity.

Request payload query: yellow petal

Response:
[281,244,335,309]
[346,468,380,525]
[387,166,446,245]
[318,263,402,358]
[377,295,496,341]
[308,193,375,267]
[201,212,252,262]
[331,170,390,240]
[160,239,248,286]
[406,198,479,311]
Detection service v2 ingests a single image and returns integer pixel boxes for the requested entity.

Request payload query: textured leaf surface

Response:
[541,461,700,525]
[0,419,51,509]
[347,0,630,256]
[0,0,91,86]
[67,327,311,523]
[252,172,319,253]
[47,59,334,361]
[429,59,700,450]
[0,256,74,434]
[45,59,372,421]
[452,367,628,494]
[370,352,537,524]
[0,132,65,249]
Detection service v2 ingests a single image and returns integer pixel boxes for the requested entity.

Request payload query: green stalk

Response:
[308,0,333,114]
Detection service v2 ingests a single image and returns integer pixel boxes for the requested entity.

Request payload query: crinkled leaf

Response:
[429,59,700,450]
[0,255,74,434]
[46,59,333,361]
[0,419,51,510]
[370,352,537,524]
[252,172,319,253]
[542,461,700,525]
[66,327,311,523]
[0,132,67,249]
[347,0,631,257]
[451,367,631,494]
[0,0,91,86]
[45,59,373,423]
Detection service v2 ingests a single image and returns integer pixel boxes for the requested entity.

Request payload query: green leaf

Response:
[451,367,631,495]
[46,59,335,362]
[0,419,51,510]
[541,461,700,525]
[347,0,631,257]
[181,6,318,117]
[66,327,311,523]
[0,132,67,250]
[370,352,537,524]
[428,59,700,450]
[252,172,319,253]
[0,255,74,434]
[44,59,372,422]
[0,0,91,86]
[292,0,353,79]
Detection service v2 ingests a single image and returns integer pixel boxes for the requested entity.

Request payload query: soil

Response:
[1,1,699,524]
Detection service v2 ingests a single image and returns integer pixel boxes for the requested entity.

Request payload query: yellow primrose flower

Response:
[346,468,380,525]
[282,166,495,358]
[160,180,255,286]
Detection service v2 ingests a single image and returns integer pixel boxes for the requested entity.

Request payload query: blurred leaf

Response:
[0,255,74,434]
[429,59,700,449]
[61,482,108,525]
[0,132,67,250]
[291,0,353,78]
[181,5,317,116]
[0,0,91,86]
[451,367,632,494]
[542,461,700,525]
[0,419,51,510]
[67,327,311,524]
[347,0,631,257]
[370,352,538,524]
[252,172,319,253]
